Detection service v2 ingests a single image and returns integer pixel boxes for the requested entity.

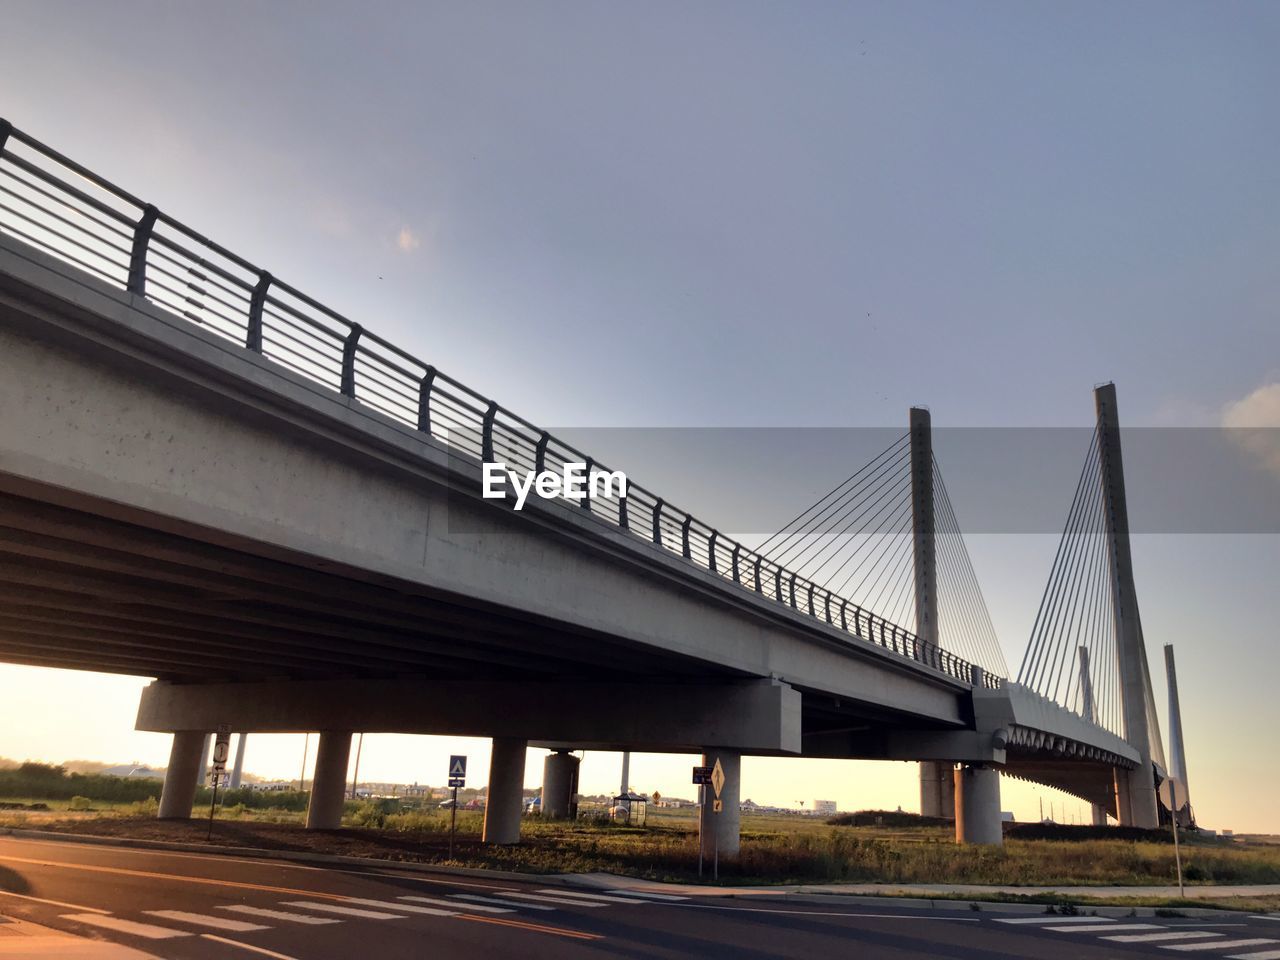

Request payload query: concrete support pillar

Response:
[954,764,1003,845]
[919,761,956,819]
[304,731,352,830]
[1091,804,1108,826]
[230,733,247,790]
[194,732,212,790]
[158,730,207,819]
[540,750,579,819]
[699,748,741,860]
[483,737,527,844]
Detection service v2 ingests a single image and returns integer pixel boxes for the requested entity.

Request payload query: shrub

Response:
[68,796,93,810]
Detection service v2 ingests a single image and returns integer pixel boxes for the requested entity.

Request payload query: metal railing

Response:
[0,118,999,688]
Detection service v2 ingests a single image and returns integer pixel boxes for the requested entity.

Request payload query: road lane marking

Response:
[1253,919,1280,923]
[145,909,270,932]
[605,889,689,901]
[60,913,191,939]
[497,892,607,908]
[456,913,603,941]
[398,895,510,914]
[996,916,1116,924]
[279,901,407,919]
[218,905,339,925]
[0,889,110,913]
[0,854,355,901]
[200,934,301,959]
[535,889,642,904]
[1105,933,1223,944]
[1165,940,1280,952]
[1046,923,1164,932]
[340,897,456,917]
[450,894,556,911]
[1226,951,1280,959]
[673,904,979,920]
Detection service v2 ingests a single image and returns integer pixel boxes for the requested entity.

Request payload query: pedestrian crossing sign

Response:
[449,755,467,779]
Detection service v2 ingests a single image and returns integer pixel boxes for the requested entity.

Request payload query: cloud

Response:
[396,226,421,253]
[1222,382,1280,479]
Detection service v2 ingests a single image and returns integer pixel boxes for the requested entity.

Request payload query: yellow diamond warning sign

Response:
[711,758,725,799]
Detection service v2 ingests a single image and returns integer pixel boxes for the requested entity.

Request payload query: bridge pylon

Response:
[1095,384,1160,828]
[911,406,956,820]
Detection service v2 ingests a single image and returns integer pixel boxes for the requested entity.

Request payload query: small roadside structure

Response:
[610,791,648,826]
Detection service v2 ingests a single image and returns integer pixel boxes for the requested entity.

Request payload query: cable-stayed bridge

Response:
[0,118,1180,853]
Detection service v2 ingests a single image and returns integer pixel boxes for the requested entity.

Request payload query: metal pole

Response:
[299,733,309,791]
[697,783,704,879]
[1170,776,1185,897]
[350,733,364,800]
[206,770,219,841]
[449,785,459,860]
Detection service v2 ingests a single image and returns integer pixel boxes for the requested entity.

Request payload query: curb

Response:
[2,828,1270,918]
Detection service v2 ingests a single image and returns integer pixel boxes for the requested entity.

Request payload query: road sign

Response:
[692,765,711,785]
[212,729,231,772]
[710,758,725,798]
[448,777,465,788]
[449,755,467,779]
[713,799,723,813]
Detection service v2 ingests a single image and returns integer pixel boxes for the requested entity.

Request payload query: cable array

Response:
[932,457,1009,677]
[1016,427,1124,736]
[759,434,919,632]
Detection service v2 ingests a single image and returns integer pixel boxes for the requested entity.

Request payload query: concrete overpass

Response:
[0,118,1163,852]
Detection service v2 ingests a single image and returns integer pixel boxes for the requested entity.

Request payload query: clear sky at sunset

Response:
[1,1,1277,831]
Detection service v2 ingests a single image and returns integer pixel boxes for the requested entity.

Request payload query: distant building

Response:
[813,799,837,816]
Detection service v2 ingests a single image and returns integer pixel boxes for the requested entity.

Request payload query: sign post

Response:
[710,758,725,881]
[692,765,710,879]
[208,725,230,841]
[448,755,467,860]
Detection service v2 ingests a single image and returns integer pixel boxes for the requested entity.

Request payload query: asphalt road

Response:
[2,836,1278,959]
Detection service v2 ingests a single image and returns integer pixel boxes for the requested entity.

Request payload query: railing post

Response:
[618,490,629,531]
[417,366,437,433]
[708,530,718,573]
[651,499,664,545]
[481,401,498,462]
[339,324,363,398]
[680,514,692,560]
[823,592,831,624]
[839,599,847,631]
[788,576,797,609]
[580,458,593,511]
[535,431,550,474]
[245,271,272,353]
[0,120,11,154]
[730,543,740,583]
[774,567,784,603]
[127,204,159,296]
[753,557,762,593]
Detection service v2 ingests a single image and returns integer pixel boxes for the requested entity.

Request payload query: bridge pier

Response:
[699,748,741,861]
[157,730,207,819]
[919,761,955,819]
[954,764,1002,845]
[540,749,579,819]
[230,733,247,790]
[483,737,528,844]
[305,731,352,830]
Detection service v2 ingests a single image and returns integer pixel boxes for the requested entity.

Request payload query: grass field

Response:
[5,798,1279,899]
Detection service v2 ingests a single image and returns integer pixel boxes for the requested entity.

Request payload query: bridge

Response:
[0,118,1180,854]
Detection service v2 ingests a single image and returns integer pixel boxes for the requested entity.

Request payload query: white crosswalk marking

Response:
[145,910,269,932]
[398,895,510,914]
[450,894,556,911]
[1226,951,1280,960]
[496,892,607,908]
[1165,940,1280,952]
[1046,923,1163,932]
[279,901,407,920]
[996,916,1116,925]
[60,914,191,939]
[535,889,642,904]
[606,890,689,901]
[1105,932,1223,944]
[218,905,340,925]
[339,897,456,917]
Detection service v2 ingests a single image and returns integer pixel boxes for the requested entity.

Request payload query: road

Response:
[1,836,1278,959]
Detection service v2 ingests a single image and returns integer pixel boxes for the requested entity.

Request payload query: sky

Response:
[1,0,1278,831]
